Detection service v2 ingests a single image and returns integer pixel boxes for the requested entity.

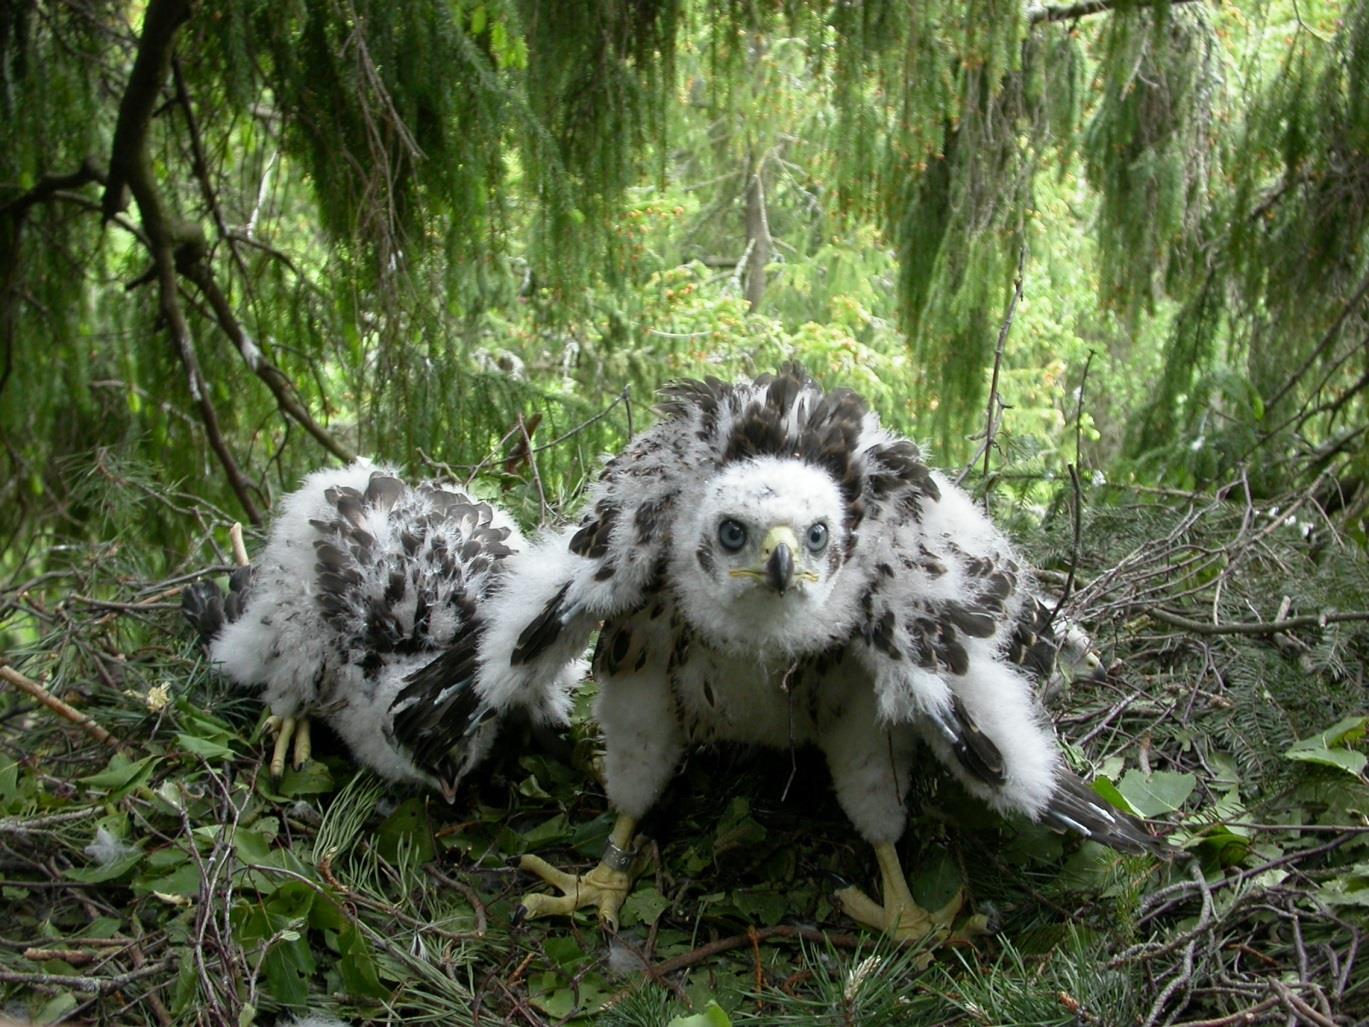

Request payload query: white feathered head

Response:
[668,455,852,655]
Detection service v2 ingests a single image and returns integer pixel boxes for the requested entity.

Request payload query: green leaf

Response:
[171,946,198,1013]
[135,860,201,898]
[667,1000,733,1027]
[232,827,273,864]
[376,798,435,863]
[1091,776,1140,817]
[1117,770,1197,816]
[529,980,576,1019]
[1288,715,1368,749]
[337,922,388,999]
[1285,746,1367,776]
[35,992,79,1026]
[1316,864,1369,907]
[732,889,789,926]
[620,885,671,927]
[1285,716,1369,777]
[78,754,160,796]
[65,849,141,884]
[522,812,572,850]
[272,761,334,797]
[544,935,591,968]
[176,732,235,760]
[0,757,19,805]
[260,936,313,1008]
[517,773,553,800]
[910,849,962,912]
[713,797,765,855]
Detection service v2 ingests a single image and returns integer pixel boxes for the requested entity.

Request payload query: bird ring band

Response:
[601,840,634,871]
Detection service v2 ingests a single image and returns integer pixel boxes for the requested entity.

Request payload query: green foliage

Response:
[4,5,1369,1018]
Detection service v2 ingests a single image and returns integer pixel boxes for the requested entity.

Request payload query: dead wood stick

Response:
[0,665,127,751]
[1148,607,1369,636]
[229,522,249,567]
[649,925,863,977]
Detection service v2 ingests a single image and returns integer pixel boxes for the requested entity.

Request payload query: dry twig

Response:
[0,664,126,752]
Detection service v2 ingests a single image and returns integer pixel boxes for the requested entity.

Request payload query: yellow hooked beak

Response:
[727,525,818,594]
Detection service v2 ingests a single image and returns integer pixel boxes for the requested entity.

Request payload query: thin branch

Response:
[0,159,105,219]
[1049,351,1095,628]
[1262,267,1369,415]
[1166,996,1280,1027]
[1027,0,1203,26]
[170,56,237,266]
[980,246,1025,510]
[101,0,263,524]
[177,255,356,464]
[1147,607,1369,636]
[0,960,172,994]
[649,925,864,977]
[0,664,126,752]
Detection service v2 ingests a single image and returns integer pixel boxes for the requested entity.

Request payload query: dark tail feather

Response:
[182,579,226,647]
[224,565,253,623]
[1041,770,1165,855]
[182,565,254,648]
[390,629,484,767]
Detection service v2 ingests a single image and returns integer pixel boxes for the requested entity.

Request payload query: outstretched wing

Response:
[501,376,744,667]
[848,465,1159,853]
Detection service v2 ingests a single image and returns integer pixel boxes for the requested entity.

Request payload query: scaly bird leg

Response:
[264,714,312,777]
[836,842,980,950]
[516,813,637,930]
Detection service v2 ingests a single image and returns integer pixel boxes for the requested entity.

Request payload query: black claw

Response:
[511,904,528,926]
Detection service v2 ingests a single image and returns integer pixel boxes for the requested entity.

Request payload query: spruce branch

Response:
[1148,607,1369,636]
[1027,0,1204,25]
[0,159,106,219]
[101,0,263,525]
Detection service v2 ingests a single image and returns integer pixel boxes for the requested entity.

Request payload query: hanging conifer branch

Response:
[164,52,355,466]
[1027,0,1203,26]
[101,0,263,525]
[177,256,358,465]
[0,160,105,221]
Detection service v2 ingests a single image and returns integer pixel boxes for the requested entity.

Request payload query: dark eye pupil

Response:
[807,523,828,551]
[718,519,746,551]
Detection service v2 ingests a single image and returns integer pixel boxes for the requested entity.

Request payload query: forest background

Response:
[1,0,1367,1024]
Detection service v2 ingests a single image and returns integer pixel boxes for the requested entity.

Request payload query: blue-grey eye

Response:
[806,522,829,553]
[718,519,747,552]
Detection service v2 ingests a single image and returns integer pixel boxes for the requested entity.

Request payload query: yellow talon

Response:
[836,842,985,957]
[292,716,312,769]
[516,813,638,930]
[265,714,312,777]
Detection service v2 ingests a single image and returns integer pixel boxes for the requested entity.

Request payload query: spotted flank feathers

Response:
[183,462,576,793]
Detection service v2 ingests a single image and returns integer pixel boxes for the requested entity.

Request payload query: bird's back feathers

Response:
[188,462,557,791]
